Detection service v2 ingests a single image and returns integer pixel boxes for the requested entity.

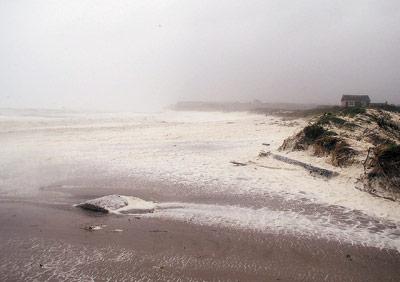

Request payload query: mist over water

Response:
[1,0,400,111]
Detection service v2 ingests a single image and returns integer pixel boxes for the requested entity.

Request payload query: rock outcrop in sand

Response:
[280,108,400,201]
[77,195,156,214]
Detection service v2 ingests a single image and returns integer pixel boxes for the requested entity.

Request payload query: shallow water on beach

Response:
[1,109,400,253]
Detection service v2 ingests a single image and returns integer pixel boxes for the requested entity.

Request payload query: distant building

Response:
[341,95,371,107]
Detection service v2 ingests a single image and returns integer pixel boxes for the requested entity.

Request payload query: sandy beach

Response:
[2,0,400,280]
[1,110,400,281]
[1,182,400,282]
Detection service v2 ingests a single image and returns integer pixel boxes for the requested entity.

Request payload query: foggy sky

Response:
[1,0,399,111]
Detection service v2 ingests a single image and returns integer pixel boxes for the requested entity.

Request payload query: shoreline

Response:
[1,110,400,281]
[1,200,400,281]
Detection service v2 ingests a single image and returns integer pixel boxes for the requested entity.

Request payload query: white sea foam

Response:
[151,202,400,252]
[118,196,156,214]
[1,109,400,249]
[76,195,156,214]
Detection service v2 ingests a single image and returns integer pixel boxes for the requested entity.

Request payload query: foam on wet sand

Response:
[77,195,156,214]
[1,109,400,280]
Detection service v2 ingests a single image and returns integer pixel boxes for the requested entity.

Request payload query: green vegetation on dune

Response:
[340,107,366,117]
[316,113,346,126]
[375,114,400,133]
[280,122,355,167]
[280,106,400,200]
[362,143,400,199]
[263,104,400,119]
[303,124,336,142]
[314,112,359,129]
[375,143,400,171]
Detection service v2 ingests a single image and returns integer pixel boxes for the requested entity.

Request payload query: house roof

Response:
[341,95,371,102]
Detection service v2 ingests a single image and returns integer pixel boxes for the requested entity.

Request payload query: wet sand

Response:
[1,111,400,281]
[1,191,400,281]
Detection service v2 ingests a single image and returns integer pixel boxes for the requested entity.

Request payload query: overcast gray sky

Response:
[1,0,399,111]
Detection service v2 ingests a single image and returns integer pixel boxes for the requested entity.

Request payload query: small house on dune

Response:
[341,95,371,108]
